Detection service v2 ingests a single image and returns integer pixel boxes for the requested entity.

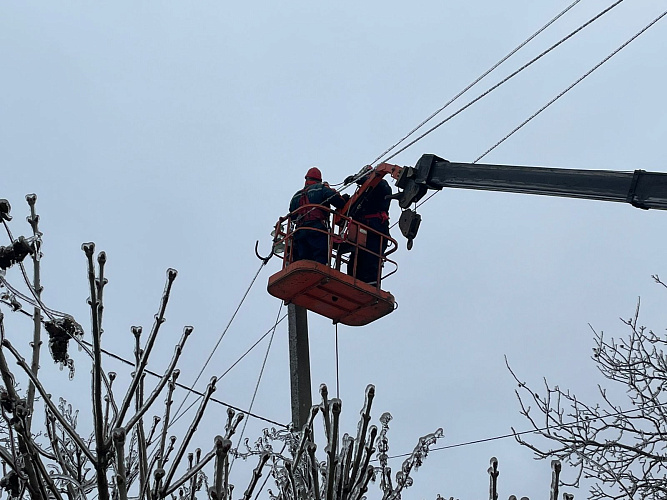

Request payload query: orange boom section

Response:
[267,205,397,326]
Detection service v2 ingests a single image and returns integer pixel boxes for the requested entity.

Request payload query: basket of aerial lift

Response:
[267,206,397,326]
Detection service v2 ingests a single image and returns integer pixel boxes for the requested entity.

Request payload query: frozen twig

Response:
[25,194,42,433]
[82,242,110,500]
[550,460,561,500]
[325,398,341,500]
[349,384,374,489]
[124,327,192,434]
[1,339,95,464]
[156,367,180,493]
[162,376,217,495]
[163,447,215,497]
[45,412,79,499]
[115,268,177,428]
[488,457,498,500]
[112,428,128,500]
[212,436,232,499]
[240,452,270,500]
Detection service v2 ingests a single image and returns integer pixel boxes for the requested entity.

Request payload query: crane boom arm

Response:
[394,154,667,210]
[382,154,667,248]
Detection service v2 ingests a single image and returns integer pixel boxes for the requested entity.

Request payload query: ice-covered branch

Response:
[1,339,95,464]
[115,268,177,428]
[124,326,192,434]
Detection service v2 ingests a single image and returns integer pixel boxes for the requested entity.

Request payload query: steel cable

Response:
[379,402,655,462]
[380,0,625,164]
[170,261,268,424]
[474,8,667,164]
[392,5,667,222]
[169,311,289,428]
[369,0,583,167]
[86,339,287,428]
[229,302,283,472]
[335,323,340,399]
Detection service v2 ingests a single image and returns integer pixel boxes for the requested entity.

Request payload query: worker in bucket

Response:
[345,172,393,285]
[289,167,348,264]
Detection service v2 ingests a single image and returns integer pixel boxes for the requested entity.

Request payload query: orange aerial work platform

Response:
[265,205,397,326]
[268,260,395,326]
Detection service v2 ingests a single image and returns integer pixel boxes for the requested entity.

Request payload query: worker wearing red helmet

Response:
[289,167,348,264]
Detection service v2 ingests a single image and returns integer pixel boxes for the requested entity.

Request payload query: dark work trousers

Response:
[292,227,329,265]
[351,219,389,284]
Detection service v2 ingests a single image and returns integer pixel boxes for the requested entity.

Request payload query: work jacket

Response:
[289,182,346,231]
[350,179,392,229]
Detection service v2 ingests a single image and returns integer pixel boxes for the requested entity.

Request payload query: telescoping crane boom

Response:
[266,154,667,326]
[391,154,667,249]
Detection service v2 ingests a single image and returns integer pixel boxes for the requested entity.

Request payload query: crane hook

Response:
[254,240,274,265]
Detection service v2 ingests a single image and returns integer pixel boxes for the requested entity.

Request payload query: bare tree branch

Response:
[115,268,177,428]
[510,290,667,498]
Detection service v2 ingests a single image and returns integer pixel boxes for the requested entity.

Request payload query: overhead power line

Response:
[401,5,667,216]
[0,279,288,428]
[230,302,284,472]
[84,339,288,428]
[380,402,654,462]
[171,261,268,423]
[379,0,625,164]
[474,7,667,163]
[369,0,583,167]
[169,311,289,427]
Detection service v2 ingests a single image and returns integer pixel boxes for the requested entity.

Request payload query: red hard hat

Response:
[305,167,322,181]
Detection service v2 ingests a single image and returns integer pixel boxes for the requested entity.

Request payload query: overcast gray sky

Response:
[2,1,667,498]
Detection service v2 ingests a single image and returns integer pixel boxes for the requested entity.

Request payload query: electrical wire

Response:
[297,1,604,223]
[474,7,667,164]
[217,314,288,381]
[369,0,583,167]
[78,338,288,428]
[379,0,625,165]
[335,324,340,399]
[171,261,267,423]
[230,302,283,472]
[168,312,288,427]
[0,285,289,428]
[388,4,667,225]
[1,220,68,320]
[379,402,653,462]
[0,276,68,319]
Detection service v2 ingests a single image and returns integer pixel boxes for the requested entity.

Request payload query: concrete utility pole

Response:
[288,303,312,430]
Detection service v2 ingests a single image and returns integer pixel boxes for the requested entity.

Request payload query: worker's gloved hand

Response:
[342,193,350,202]
[344,175,356,185]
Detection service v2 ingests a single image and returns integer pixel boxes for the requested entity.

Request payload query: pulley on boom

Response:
[264,154,667,326]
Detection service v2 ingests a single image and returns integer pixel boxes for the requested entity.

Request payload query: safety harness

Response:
[359,212,389,224]
[295,185,328,226]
